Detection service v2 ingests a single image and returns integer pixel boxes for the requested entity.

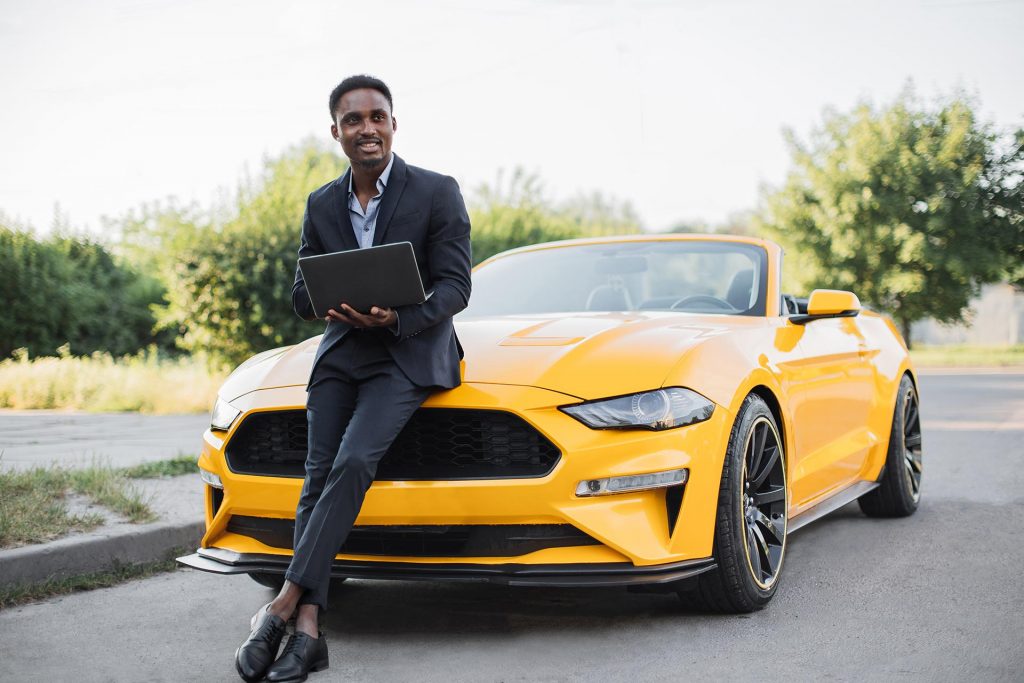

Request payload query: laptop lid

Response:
[298,241,426,318]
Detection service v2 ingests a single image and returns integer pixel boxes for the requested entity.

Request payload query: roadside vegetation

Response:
[910,344,1024,367]
[758,88,1022,348]
[121,454,200,478]
[0,467,105,548]
[0,456,198,549]
[0,549,185,610]
[0,90,1020,405]
[0,346,224,413]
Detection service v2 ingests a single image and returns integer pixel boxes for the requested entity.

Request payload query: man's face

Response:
[331,88,397,171]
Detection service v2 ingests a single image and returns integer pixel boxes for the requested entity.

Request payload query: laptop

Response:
[298,241,426,317]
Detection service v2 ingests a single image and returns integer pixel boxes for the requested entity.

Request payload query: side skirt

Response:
[787,480,879,534]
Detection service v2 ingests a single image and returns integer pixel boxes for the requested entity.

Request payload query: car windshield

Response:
[462,240,768,317]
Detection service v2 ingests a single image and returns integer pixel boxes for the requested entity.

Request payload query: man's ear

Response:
[392,116,398,133]
[330,123,340,141]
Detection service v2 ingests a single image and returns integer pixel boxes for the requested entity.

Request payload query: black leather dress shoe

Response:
[264,631,329,683]
[235,603,288,682]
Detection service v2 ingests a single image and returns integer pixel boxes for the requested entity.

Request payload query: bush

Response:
[470,168,641,264]
[154,140,350,367]
[103,153,642,368]
[0,219,165,359]
[0,346,225,414]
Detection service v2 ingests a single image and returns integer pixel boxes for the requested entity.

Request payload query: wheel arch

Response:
[749,386,785,447]
[903,366,919,392]
[865,362,919,482]
[747,384,790,478]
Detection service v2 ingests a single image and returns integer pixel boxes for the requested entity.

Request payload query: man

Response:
[235,74,472,683]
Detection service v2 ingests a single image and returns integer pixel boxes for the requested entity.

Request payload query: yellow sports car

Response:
[178,234,922,612]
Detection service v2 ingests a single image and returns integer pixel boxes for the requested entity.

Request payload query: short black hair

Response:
[329,75,393,120]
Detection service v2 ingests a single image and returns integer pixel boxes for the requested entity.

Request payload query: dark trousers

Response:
[284,331,431,611]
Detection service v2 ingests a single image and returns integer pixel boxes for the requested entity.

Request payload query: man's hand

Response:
[326,303,397,329]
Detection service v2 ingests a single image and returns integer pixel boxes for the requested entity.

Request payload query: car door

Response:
[786,316,877,509]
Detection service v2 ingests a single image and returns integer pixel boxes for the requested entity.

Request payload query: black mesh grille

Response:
[226,516,599,557]
[224,409,561,480]
[223,411,308,477]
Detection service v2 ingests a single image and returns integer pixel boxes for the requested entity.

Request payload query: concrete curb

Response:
[0,519,204,589]
[0,474,206,591]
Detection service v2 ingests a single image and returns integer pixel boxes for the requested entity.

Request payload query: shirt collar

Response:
[347,153,395,196]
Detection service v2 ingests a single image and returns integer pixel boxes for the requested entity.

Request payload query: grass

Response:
[910,344,1024,367]
[0,467,107,548]
[0,345,227,414]
[0,549,186,610]
[0,455,200,608]
[122,454,199,479]
[67,465,155,524]
[0,455,199,549]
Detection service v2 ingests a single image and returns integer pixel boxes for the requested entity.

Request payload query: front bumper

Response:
[177,547,716,588]
[193,382,733,569]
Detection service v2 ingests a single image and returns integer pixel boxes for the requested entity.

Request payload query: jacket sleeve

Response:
[393,176,472,338]
[291,195,322,322]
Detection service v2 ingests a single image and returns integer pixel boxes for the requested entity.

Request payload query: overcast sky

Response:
[1,0,1022,235]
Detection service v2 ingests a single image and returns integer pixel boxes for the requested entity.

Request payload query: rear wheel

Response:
[858,374,922,517]
[679,394,787,613]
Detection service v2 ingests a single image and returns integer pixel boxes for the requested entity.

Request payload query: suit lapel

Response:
[372,154,408,247]
[329,169,359,251]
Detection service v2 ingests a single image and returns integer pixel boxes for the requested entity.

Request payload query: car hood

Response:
[456,313,740,399]
[218,342,317,403]
[220,313,750,403]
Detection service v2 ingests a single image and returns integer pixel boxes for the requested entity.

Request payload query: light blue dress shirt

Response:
[347,153,394,249]
[346,154,400,335]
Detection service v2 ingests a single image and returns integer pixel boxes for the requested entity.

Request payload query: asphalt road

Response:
[1,371,1022,682]
[0,411,209,470]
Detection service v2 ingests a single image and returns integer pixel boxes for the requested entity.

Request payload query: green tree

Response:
[105,199,211,355]
[107,154,641,366]
[108,198,210,275]
[759,89,1024,345]
[668,211,759,237]
[0,212,164,358]
[157,139,349,366]
[470,168,641,264]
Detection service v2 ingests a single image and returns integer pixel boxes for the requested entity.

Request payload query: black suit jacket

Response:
[291,154,472,389]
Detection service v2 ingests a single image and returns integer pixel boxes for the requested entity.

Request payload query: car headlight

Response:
[560,387,715,430]
[210,397,241,431]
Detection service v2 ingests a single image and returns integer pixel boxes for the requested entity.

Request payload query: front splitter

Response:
[177,547,715,588]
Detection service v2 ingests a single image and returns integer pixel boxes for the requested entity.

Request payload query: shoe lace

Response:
[281,633,305,657]
[255,616,285,643]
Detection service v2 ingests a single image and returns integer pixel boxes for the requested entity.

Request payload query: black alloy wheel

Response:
[901,383,923,502]
[741,416,787,589]
[678,393,788,613]
[859,373,922,517]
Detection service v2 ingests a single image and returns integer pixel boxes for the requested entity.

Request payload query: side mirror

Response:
[790,289,861,325]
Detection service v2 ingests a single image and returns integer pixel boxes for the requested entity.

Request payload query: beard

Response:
[355,155,386,170]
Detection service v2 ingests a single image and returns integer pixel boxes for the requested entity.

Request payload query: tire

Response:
[246,572,348,591]
[858,374,922,518]
[678,394,788,613]
[247,572,285,590]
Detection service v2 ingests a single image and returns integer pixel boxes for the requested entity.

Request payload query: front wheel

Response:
[679,394,787,613]
[247,572,348,591]
[247,572,285,590]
